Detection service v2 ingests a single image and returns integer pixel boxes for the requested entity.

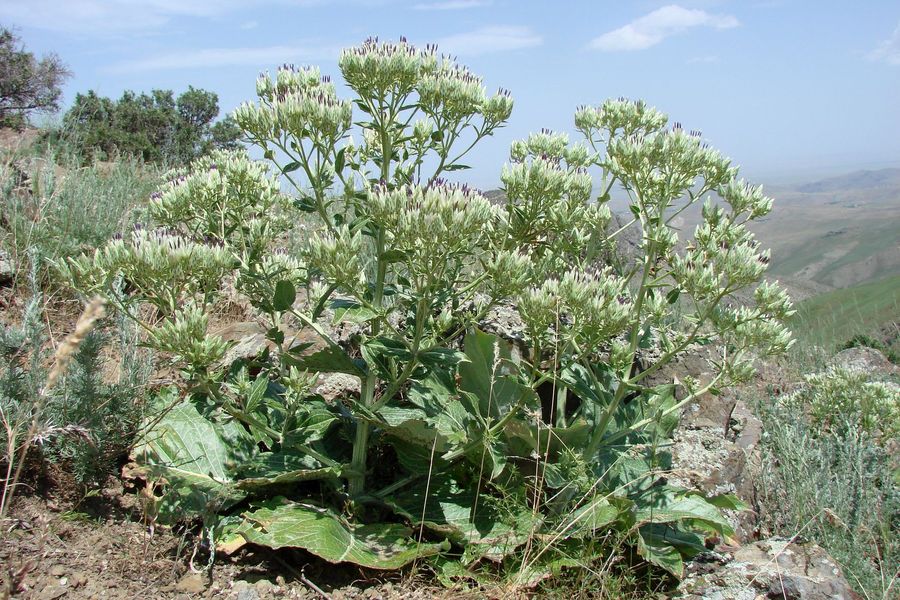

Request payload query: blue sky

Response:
[2,0,899,187]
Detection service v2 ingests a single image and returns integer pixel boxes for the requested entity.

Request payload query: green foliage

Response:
[758,370,900,599]
[0,27,70,128]
[791,273,900,360]
[0,257,150,489]
[60,38,793,578]
[60,86,241,165]
[0,146,159,284]
[841,333,899,364]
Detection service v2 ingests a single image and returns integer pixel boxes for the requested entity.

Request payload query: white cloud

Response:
[868,22,900,66]
[240,20,260,30]
[435,25,542,57]
[687,55,720,64]
[413,0,490,10]
[0,0,344,34]
[105,44,341,72]
[0,0,248,33]
[588,4,739,52]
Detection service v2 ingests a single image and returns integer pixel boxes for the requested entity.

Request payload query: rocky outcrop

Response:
[829,346,898,375]
[0,248,13,286]
[677,538,859,600]
[669,392,764,542]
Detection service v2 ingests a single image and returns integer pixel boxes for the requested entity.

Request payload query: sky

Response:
[2,0,899,187]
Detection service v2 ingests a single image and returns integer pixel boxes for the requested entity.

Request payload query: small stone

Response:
[49,565,65,577]
[767,576,801,600]
[0,249,13,286]
[232,581,260,600]
[69,573,87,588]
[176,573,207,594]
[37,584,67,600]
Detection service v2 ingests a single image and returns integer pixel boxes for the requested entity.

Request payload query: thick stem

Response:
[348,116,392,496]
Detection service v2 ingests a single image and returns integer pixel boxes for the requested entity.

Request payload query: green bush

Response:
[59,38,793,580]
[0,27,70,128]
[759,370,899,599]
[840,333,900,365]
[0,147,160,283]
[0,255,151,495]
[59,87,242,165]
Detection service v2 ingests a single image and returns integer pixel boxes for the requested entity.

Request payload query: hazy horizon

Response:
[3,0,899,188]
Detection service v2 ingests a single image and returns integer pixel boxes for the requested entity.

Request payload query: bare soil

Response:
[0,481,482,600]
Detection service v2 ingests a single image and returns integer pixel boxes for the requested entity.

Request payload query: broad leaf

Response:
[565,495,621,537]
[387,475,538,563]
[131,397,253,523]
[459,329,536,422]
[636,529,684,577]
[219,498,446,569]
[287,345,366,376]
[273,280,296,311]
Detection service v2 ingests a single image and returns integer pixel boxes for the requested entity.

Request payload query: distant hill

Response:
[796,168,900,194]
[667,168,900,293]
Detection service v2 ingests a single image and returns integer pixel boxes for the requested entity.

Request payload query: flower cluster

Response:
[339,37,432,97]
[235,64,352,145]
[518,267,631,348]
[59,227,231,314]
[150,150,287,244]
[148,303,230,370]
[575,98,668,139]
[367,182,499,291]
[305,226,365,294]
[501,134,609,276]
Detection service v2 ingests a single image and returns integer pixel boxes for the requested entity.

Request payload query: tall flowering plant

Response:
[60,39,792,577]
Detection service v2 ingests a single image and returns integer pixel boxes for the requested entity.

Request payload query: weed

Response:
[757,369,899,599]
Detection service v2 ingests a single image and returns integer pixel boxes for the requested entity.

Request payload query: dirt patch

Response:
[0,487,482,600]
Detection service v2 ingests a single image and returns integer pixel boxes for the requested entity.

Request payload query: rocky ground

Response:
[5,349,886,599]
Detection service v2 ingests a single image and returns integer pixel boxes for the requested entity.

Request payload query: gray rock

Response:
[677,538,858,600]
[231,581,260,600]
[316,372,361,400]
[0,249,14,286]
[670,394,764,541]
[830,347,898,375]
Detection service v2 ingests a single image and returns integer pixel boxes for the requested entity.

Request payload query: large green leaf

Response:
[131,397,253,522]
[634,488,733,535]
[565,495,621,537]
[459,329,536,422]
[636,529,684,577]
[232,451,340,491]
[387,475,538,563]
[286,345,366,376]
[219,498,446,569]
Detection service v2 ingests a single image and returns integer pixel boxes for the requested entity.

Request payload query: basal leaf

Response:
[131,397,253,523]
[387,475,538,563]
[220,498,446,569]
[636,529,684,578]
[634,488,733,536]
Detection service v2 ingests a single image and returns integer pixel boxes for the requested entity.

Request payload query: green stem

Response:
[584,201,655,459]
[348,114,393,496]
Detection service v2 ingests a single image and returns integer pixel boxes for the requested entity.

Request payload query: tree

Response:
[62,86,242,164]
[0,27,71,128]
